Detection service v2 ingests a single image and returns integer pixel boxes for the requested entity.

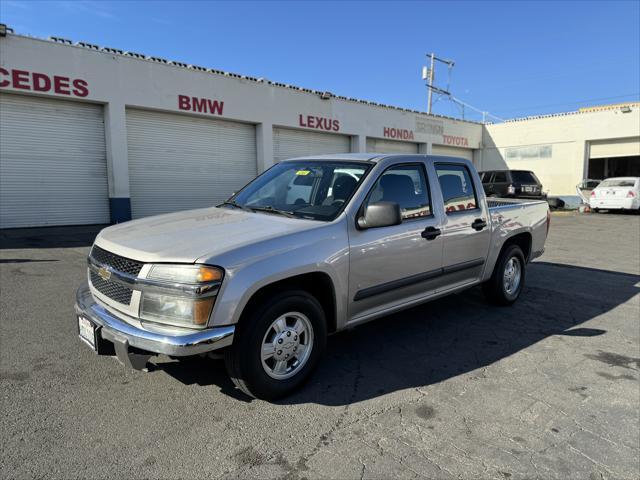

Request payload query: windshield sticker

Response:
[296,170,311,176]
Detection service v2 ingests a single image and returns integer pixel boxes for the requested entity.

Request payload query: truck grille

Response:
[90,245,144,276]
[89,246,144,305]
[90,271,134,305]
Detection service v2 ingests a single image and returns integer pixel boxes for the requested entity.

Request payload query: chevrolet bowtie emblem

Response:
[97,266,111,281]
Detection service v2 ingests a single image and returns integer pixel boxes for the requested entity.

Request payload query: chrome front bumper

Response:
[75,282,235,362]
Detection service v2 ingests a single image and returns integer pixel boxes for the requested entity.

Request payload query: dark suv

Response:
[479,170,546,199]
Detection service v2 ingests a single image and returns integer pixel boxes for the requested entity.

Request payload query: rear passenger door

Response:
[435,163,491,289]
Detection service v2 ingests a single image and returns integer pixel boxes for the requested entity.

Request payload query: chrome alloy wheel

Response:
[503,257,522,295]
[260,312,314,380]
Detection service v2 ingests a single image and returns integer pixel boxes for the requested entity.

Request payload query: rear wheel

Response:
[482,244,526,306]
[224,290,327,400]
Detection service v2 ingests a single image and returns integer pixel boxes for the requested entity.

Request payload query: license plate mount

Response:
[78,316,97,351]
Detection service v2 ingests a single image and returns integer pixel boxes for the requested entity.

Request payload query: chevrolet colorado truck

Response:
[76,154,550,399]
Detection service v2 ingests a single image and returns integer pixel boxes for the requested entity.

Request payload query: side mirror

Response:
[357,202,402,229]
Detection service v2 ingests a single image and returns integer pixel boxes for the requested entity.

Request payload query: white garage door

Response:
[366,137,419,154]
[432,144,474,161]
[126,109,257,219]
[0,93,109,229]
[273,127,350,163]
[589,137,640,159]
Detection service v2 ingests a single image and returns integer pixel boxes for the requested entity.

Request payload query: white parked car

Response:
[589,177,640,212]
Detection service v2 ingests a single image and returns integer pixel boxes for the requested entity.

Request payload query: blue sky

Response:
[1,0,639,121]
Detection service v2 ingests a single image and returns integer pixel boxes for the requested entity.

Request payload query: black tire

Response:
[482,244,526,306]
[547,197,565,210]
[593,208,600,213]
[224,290,327,400]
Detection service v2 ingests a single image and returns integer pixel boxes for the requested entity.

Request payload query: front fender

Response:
[205,218,350,329]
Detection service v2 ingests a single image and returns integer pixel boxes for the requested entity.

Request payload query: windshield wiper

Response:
[247,205,298,218]
[219,201,252,212]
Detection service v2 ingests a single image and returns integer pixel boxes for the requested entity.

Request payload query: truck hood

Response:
[94,207,321,264]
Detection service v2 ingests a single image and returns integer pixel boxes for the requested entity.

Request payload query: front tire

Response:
[224,290,327,400]
[482,244,526,306]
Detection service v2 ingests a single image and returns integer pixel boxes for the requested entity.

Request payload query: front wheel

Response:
[224,290,327,400]
[482,244,526,306]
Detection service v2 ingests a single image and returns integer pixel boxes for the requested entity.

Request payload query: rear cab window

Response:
[435,163,479,214]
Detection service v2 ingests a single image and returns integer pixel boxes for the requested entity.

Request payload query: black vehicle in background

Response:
[479,169,547,199]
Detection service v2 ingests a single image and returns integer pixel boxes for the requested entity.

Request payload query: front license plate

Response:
[78,316,97,350]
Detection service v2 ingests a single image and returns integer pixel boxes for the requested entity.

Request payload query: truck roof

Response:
[280,153,472,163]
[281,153,383,162]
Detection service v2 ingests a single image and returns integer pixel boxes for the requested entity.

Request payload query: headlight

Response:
[140,293,214,326]
[147,264,223,284]
[139,264,223,328]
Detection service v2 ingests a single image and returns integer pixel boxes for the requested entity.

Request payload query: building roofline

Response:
[488,102,639,124]
[2,28,483,125]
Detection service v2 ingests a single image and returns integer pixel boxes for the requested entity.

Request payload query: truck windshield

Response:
[224,161,370,221]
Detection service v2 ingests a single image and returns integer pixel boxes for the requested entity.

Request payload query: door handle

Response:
[421,226,441,240]
[472,219,487,231]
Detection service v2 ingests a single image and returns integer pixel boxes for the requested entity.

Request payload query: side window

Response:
[365,164,431,219]
[435,164,478,213]
[493,172,507,183]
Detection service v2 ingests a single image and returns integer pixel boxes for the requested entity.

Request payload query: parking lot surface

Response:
[1,213,639,479]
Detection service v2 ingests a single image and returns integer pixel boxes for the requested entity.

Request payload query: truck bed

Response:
[487,197,547,209]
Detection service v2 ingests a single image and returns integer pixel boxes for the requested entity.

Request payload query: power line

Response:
[493,93,640,114]
[481,61,637,90]
[422,51,504,123]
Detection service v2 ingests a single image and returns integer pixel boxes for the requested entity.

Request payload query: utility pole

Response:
[423,52,455,114]
[427,53,435,114]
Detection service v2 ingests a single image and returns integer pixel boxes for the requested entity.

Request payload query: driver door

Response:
[348,162,444,321]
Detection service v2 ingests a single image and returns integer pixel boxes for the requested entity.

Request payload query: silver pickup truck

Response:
[76,154,549,399]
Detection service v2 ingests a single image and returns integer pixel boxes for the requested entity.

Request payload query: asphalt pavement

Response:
[1,212,639,479]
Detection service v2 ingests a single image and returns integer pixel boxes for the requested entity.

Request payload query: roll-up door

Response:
[126,109,257,219]
[273,127,350,163]
[366,137,419,154]
[432,144,474,161]
[0,93,109,228]
[589,137,640,159]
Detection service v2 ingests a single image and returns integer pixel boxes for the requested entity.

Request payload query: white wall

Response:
[4,32,637,214]
[0,33,481,220]
[483,106,640,195]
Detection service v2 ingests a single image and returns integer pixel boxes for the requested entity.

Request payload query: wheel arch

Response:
[237,272,338,334]
[503,231,533,262]
[485,230,532,277]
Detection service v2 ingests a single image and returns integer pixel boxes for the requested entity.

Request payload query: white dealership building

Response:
[0,28,638,228]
